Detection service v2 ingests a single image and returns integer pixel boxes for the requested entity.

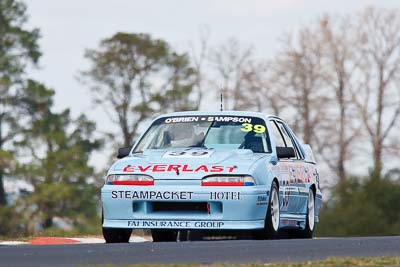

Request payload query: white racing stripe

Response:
[0,236,150,245]
[0,241,28,245]
[71,236,150,244]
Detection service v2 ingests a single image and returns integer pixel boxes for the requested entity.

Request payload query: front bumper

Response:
[101,183,269,230]
[102,219,265,230]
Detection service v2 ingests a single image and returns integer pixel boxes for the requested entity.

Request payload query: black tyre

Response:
[102,227,132,243]
[253,181,280,239]
[151,229,178,242]
[292,188,315,239]
[101,210,132,243]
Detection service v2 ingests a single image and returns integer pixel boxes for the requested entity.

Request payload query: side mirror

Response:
[276,146,295,159]
[117,147,132,159]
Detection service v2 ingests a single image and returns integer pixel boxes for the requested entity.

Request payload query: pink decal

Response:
[211,166,224,172]
[194,165,209,172]
[138,165,151,172]
[152,164,167,172]
[182,164,194,172]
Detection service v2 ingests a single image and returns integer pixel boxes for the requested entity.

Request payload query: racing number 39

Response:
[240,123,266,134]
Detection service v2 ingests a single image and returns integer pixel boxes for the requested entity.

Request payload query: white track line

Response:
[0,236,150,245]
[0,241,28,245]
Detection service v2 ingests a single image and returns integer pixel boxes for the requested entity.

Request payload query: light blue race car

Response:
[101,111,322,243]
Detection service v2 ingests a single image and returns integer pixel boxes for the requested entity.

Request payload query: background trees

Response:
[0,0,40,206]
[0,0,102,236]
[351,8,400,178]
[15,80,102,233]
[81,33,198,148]
[208,38,257,110]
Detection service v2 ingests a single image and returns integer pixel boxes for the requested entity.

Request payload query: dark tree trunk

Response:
[0,115,7,205]
[337,83,347,182]
[373,142,383,179]
[0,170,7,206]
[43,216,53,229]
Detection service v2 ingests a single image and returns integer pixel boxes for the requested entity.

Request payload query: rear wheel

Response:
[151,229,178,242]
[292,188,315,239]
[253,181,280,239]
[103,227,132,243]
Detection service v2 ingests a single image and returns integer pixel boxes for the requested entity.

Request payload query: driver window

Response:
[276,121,299,159]
[269,120,286,147]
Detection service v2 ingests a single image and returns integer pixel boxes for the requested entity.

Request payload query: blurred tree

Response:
[208,38,258,110]
[15,80,102,232]
[81,33,198,148]
[316,16,360,182]
[351,8,400,178]
[189,26,210,110]
[0,0,41,205]
[207,38,285,115]
[151,52,197,112]
[270,29,330,147]
[242,60,284,115]
[268,7,400,181]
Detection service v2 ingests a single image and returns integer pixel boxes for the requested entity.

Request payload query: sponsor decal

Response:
[127,220,225,228]
[209,191,241,200]
[278,164,318,185]
[111,190,193,200]
[257,195,268,202]
[281,219,297,226]
[164,116,252,124]
[282,187,290,210]
[256,195,268,205]
[122,164,236,173]
[112,190,244,201]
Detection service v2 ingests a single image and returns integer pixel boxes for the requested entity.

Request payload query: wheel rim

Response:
[308,190,315,231]
[271,187,280,231]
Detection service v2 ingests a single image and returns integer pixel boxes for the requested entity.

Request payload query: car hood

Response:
[110,148,270,179]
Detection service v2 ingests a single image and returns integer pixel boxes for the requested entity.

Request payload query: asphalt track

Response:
[1,236,400,267]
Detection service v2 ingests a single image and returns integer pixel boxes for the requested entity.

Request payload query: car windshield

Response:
[134,115,271,153]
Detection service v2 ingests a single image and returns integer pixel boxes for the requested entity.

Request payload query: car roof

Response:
[155,111,281,120]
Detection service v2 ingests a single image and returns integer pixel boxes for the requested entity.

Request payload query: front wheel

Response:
[103,227,132,243]
[102,211,132,243]
[253,181,280,239]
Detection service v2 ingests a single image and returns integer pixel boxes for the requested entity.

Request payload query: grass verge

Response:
[87,257,400,267]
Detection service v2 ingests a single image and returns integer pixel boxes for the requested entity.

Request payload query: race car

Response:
[101,111,322,243]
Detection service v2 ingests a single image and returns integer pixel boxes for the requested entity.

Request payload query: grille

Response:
[152,202,208,212]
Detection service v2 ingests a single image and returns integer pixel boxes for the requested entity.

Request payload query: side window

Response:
[276,121,301,159]
[269,120,286,147]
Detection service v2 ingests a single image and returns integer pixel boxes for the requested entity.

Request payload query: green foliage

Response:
[0,204,28,237]
[153,52,197,112]
[0,80,104,236]
[0,149,13,170]
[0,0,41,82]
[0,0,41,206]
[316,170,400,237]
[82,32,198,147]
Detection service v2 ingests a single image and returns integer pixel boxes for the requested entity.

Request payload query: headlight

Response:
[201,175,256,186]
[106,174,154,186]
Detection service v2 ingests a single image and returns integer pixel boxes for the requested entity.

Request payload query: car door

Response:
[282,123,316,215]
[276,120,311,215]
[269,119,305,215]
